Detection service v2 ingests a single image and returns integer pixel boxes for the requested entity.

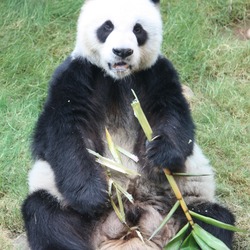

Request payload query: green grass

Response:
[1,0,249,249]
[0,0,83,246]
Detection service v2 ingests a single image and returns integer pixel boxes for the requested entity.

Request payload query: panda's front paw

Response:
[145,135,185,173]
[84,187,111,218]
[68,176,111,218]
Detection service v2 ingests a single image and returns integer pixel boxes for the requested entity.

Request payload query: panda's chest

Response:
[103,107,139,180]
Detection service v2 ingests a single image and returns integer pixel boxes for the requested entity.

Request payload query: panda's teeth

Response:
[113,62,129,71]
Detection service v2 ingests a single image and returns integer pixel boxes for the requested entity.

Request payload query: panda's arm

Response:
[136,57,195,174]
[32,58,109,217]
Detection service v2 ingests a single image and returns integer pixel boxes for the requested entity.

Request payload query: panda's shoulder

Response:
[143,55,181,92]
[151,55,179,77]
[50,56,95,88]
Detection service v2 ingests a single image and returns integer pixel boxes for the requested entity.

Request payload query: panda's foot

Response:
[22,190,95,250]
[189,201,235,249]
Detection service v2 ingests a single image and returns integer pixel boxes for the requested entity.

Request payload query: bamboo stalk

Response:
[164,169,194,227]
[131,90,195,228]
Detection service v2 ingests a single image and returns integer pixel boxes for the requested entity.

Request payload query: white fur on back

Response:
[28,160,63,201]
[72,0,162,78]
[178,143,216,203]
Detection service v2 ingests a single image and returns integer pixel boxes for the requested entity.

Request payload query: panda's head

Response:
[72,0,162,79]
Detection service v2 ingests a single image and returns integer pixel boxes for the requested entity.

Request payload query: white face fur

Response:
[72,0,162,79]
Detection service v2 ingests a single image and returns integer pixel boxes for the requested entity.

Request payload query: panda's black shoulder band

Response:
[151,0,160,4]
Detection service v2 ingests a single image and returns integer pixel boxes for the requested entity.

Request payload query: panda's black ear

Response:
[151,0,160,3]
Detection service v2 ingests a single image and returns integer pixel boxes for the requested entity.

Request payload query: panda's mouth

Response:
[109,62,131,72]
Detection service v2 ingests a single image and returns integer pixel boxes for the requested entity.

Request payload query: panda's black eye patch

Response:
[103,20,114,32]
[97,20,114,43]
[133,23,148,46]
[133,23,143,34]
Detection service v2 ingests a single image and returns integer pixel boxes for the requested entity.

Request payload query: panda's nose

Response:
[112,48,133,59]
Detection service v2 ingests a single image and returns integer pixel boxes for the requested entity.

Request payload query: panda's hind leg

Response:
[180,144,235,248]
[22,190,93,250]
[189,201,235,249]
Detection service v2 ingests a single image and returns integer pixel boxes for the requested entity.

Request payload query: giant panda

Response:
[22,0,235,249]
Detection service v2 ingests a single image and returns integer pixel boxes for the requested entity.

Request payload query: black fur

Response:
[189,202,235,248]
[151,0,160,3]
[31,57,110,217]
[22,190,94,250]
[33,55,194,182]
[97,20,114,43]
[22,56,234,249]
[133,23,148,46]
[134,57,194,176]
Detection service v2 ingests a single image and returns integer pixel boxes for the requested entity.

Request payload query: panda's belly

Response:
[93,140,216,249]
[94,204,180,250]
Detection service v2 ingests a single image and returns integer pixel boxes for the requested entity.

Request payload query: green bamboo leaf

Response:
[193,224,230,250]
[87,149,140,176]
[96,157,135,175]
[87,148,103,158]
[180,233,200,250]
[116,187,125,222]
[149,200,180,240]
[105,128,122,163]
[131,89,153,141]
[110,198,126,225]
[164,223,189,250]
[113,181,134,203]
[191,231,213,250]
[172,173,212,177]
[116,145,139,162]
[190,211,246,232]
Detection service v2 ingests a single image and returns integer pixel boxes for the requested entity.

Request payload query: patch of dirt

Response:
[182,84,194,102]
[13,233,29,250]
[231,20,250,40]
